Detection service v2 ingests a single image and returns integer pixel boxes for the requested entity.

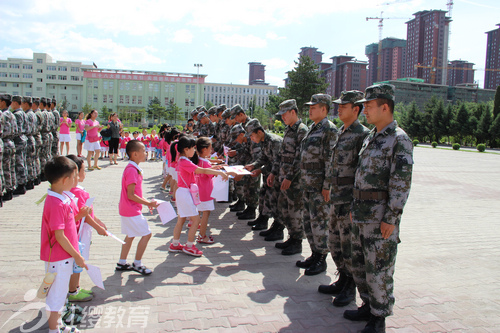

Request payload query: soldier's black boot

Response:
[13,185,27,195]
[34,176,41,185]
[318,270,348,295]
[4,191,13,201]
[275,237,294,249]
[247,214,265,226]
[259,221,279,236]
[251,215,269,230]
[304,253,327,276]
[230,200,245,212]
[26,181,35,190]
[361,314,385,333]
[296,252,319,269]
[0,195,3,207]
[343,302,371,321]
[281,238,302,255]
[237,206,251,216]
[229,198,243,209]
[238,206,256,220]
[264,224,284,241]
[332,275,356,307]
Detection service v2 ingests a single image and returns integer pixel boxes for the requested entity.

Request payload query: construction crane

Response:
[366,11,409,81]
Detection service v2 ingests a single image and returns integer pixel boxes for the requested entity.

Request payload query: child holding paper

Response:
[66,155,108,303]
[168,135,230,257]
[40,156,87,333]
[116,140,159,275]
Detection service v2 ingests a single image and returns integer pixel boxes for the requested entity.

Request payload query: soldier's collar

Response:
[376,120,397,137]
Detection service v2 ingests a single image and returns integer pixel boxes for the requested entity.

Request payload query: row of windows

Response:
[205,86,273,95]
[0,63,81,72]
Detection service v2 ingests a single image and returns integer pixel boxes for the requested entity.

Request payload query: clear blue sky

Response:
[1,0,498,89]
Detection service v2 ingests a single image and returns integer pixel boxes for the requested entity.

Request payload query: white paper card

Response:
[86,264,105,290]
[156,199,177,224]
[223,165,252,175]
[211,176,229,202]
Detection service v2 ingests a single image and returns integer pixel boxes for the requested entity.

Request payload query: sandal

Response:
[87,167,94,171]
[64,302,84,314]
[197,234,215,244]
[131,263,152,276]
[62,311,83,325]
[115,263,133,271]
[59,324,80,333]
[95,166,102,170]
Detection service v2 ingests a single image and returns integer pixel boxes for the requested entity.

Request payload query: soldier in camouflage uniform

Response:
[208,106,221,153]
[39,97,52,180]
[296,94,338,276]
[343,84,413,333]
[317,91,370,307]
[197,112,215,137]
[1,94,18,201]
[269,99,308,255]
[190,109,199,135]
[22,96,38,189]
[33,98,43,184]
[245,119,283,241]
[0,96,4,206]
[217,107,230,156]
[50,98,60,158]
[11,96,28,195]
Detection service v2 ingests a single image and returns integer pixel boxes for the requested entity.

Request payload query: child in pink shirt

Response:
[119,131,130,160]
[75,111,85,157]
[116,140,159,275]
[168,135,230,257]
[40,156,88,333]
[150,129,159,160]
[59,110,72,155]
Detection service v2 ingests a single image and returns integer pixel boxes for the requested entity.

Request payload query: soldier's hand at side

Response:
[281,179,291,191]
[244,164,254,171]
[380,221,395,239]
[322,189,330,202]
[266,174,275,187]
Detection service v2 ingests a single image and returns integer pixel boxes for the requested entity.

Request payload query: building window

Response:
[71,67,80,72]
[26,84,32,88]
[149,83,154,91]
[103,81,108,90]
[138,83,143,90]
[46,74,56,80]
[10,73,20,78]
[0,82,6,86]
[186,85,190,93]
[23,73,33,79]
[58,75,67,80]
[0,72,6,77]
[132,83,137,91]
[93,94,98,103]
[71,76,79,81]
[87,80,92,88]
[185,98,189,106]
[120,95,124,103]
[125,95,130,104]
[109,95,113,103]
[165,98,168,105]
[47,65,56,71]
[132,96,136,104]
[0,63,7,68]
[72,94,78,101]
[58,66,67,71]
[149,96,153,103]
[190,98,194,106]
[10,64,20,69]
[103,95,107,103]
[138,96,142,104]
[94,80,98,88]
[23,64,33,69]
[125,82,130,90]
[37,58,43,64]
[37,69,43,73]
[191,85,195,93]
[109,81,114,90]
[13,83,19,87]
[36,87,42,91]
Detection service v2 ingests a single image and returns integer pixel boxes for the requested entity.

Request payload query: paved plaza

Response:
[1,140,500,332]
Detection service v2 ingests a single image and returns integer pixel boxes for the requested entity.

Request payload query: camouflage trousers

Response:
[351,222,399,318]
[277,180,304,240]
[0,139,3,193]
[34,133,42,177]
[235,174,261,208]
[303,191,331,254]
[51,131,59,158]
[26,135,37,181]
[2,138,17,192]
[328,203,353,273]
[258,173,280,218]
[40,132,52,171]
[14,137,28,186]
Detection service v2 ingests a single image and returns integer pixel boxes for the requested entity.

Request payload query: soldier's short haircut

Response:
[252,126,265,134]
[44,156,77,184]
[319,103,330,113]
[126,139,145,158]
[375,98,394,113]
[355,104,364,116]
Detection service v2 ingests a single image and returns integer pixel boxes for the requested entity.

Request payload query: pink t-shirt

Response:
[197,158,214,201]
[119,162,144,217]
[177,157,198,189]
[40,190,79,262]
[120,137,130,149]
[75,119,85,134]
[59,117,72,134]
[86,119,100,142]
[71,185,95,222]
[150,135,158,148]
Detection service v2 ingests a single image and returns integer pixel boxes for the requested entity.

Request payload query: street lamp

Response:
[194,64,203,107]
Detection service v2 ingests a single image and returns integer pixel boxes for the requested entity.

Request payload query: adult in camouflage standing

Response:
[0,96,3,206]
[245,119,283,241]
[197,112,215,137]
[11,95,28,195]
[269,99,308,255]
[343,84,413,333]
[1,93,18,201]
[39,97,53,179]
[50,98,60,158]
[296,94,338,276]
[22,96,38,189]
[317,91,370,307]
[33,98,44,183]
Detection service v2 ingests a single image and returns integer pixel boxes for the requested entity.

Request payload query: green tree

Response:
[493,85,500,118]
[147,97,166,124]
[401,102,421,140]
[431,99,446,143]
[205,100,214,110]
[274,120,284,131]
[253,105,271,129]
[166,101,185,124]
[60,99,69,112]
[443,104,454,143]
[265,94,286,121]
[489,113,500,148]
[279,55,329,120]
[476,105,492,145]
[101,105,111,121]
[453,103,469,144]
[82,103,93,115]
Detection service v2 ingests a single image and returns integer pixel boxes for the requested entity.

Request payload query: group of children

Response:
[117,129,162,161]
[40,125,234,332]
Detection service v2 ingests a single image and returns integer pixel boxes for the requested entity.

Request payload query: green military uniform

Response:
[51,99,60,158]
[12,96,28,194]
[1,94,18,200]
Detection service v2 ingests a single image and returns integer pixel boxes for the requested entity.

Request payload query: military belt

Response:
[282,156,294,163]
[333,177,355,186]
[353,188,388,201]
[300,162,324,170]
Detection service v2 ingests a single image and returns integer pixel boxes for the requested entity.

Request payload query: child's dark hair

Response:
[126,139,144,158]
[133,131,139,135]
[66,154,84,171]
[196,137,212,154]
[44,156,77,184]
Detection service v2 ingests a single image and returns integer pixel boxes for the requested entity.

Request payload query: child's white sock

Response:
[186,241,193,247]
[118,259,127,265]
[49,329,58,333]
[134,260,142,267]
[172,239,180,245]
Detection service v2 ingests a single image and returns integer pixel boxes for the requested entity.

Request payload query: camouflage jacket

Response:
[326,119,370,205]
[251,132,283,175]
[198,121,215,137]
[233,141,252,166]
[1,109,18,139]
[47,111,56,133]
[273,119,308,183]
[26,109,38,136]
[299,117,338,192]
[52,109,60,132]
[34,109,44,133]
[217,122,229,154]
[240,116,261,163]
[41,110,51,133]
[13,108,28,142]
[351,120,413,225]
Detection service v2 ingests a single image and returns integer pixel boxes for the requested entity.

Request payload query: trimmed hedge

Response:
[412,139,419,146]
[477,144,486,152]
[452,143,460,150]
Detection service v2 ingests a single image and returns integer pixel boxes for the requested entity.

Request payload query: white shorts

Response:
[148,147,155,152]
[120,148,126,154]
[76,133,82,141]
[162,156,166,163]
[100,146,109,152]
[80,223,93,261]
[170,169,178,182]
[84,140,101,152]
[59,134,71,142]
[45,258,74,312]
[175,187,198,218]
[121,214,151,237]
[197,199,214,212]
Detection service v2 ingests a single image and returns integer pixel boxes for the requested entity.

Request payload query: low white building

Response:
[204,82,278,110]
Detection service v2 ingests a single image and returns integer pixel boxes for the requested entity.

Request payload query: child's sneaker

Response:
[168,243,184,253]
[182,245,203,257]
[197,234,215,244]
[79,288,94,295]
[67,290,93,302]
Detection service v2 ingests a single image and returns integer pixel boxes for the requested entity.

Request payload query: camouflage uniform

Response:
[12,98,28,189]
[25,97,38,184]
[1,104,18,194]
[51,102,60,157]
[239,114,261,210]
[45,105,55,160]
[0,102,3,197]
[40,99,52,172]
[299,108,338,255]
[33,101,44,179]
[350,84,413,318]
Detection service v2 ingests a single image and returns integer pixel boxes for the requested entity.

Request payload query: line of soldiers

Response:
[0,93,61,207]
[187,83,413,333]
